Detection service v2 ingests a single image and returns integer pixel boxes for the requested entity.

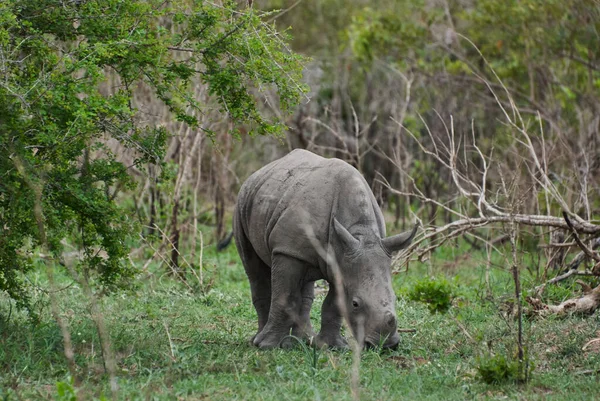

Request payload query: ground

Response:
[1,240,599,400]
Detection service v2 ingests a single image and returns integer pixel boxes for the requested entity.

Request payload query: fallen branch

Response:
[527,284,600,316]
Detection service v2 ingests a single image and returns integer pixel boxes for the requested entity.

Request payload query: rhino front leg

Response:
[315,285,348,349]
[253,255,307,349]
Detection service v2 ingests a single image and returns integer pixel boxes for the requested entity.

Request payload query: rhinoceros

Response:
[233,149,417,349]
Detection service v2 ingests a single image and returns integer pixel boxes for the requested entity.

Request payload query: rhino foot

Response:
[314,333,348,349]
[248,332,260,345]
[253,328,289,349]
[252,328,316,349]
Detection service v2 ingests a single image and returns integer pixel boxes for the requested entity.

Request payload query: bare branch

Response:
[533,269,597,296]
[563,211,600,263]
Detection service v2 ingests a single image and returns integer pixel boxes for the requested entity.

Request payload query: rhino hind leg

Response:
[234,228,271,343]
[253,255,309,349]
[315,285,348,349]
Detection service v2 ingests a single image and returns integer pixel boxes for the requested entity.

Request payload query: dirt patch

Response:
[388,355,430,369]
[531,386,554,396]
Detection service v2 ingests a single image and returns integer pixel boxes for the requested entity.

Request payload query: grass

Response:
[1,239,600,400]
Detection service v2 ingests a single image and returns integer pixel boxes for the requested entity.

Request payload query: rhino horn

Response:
[333,218,360,249]
[382,223,419,254]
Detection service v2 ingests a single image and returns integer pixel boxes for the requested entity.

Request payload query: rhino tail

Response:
[217,231,235,252]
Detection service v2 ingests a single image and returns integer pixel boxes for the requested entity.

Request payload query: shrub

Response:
[408,277,455,313]
[0,0,307,311]
[476,353,533,384]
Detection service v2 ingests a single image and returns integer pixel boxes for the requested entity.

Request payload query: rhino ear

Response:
[333,218,360,249]
[382,223,418,254]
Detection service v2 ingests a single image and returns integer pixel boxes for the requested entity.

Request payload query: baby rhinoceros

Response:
[233,149,417,349]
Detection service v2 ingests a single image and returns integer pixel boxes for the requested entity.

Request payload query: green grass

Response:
[1,241,600,400]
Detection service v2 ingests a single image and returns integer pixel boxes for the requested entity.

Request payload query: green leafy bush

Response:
[408,277,455,313]
[0,0,307,311]
[476,353,533,384]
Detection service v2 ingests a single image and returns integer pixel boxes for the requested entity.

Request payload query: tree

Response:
[0,0,307,312]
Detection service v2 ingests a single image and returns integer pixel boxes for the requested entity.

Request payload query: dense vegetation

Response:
[2,244,600,399]
[0,0,306,312]
[1,0,599,399]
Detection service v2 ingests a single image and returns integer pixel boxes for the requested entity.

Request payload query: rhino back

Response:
[236,149,385,273]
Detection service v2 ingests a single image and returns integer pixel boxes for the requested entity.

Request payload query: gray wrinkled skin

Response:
[234,149,417,349]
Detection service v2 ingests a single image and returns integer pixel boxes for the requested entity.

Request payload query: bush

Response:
[476,353,533,384]
[407,277,455,313]
[0,0,307,311]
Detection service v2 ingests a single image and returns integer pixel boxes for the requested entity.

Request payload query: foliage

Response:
[407,276,455,313]
[347,0,600,131]
[266,0,599,225]
[347,2,431,66]
[1,245,598,399]
[55,377,77,401]
[0,0,307,310]
[263,0,359,54]
[476,354,520,384]
[476,352,534,384]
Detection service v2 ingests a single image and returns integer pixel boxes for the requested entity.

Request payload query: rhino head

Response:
[332,219,417,349]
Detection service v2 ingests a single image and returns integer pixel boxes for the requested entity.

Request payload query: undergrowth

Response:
[1,239,599,400]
